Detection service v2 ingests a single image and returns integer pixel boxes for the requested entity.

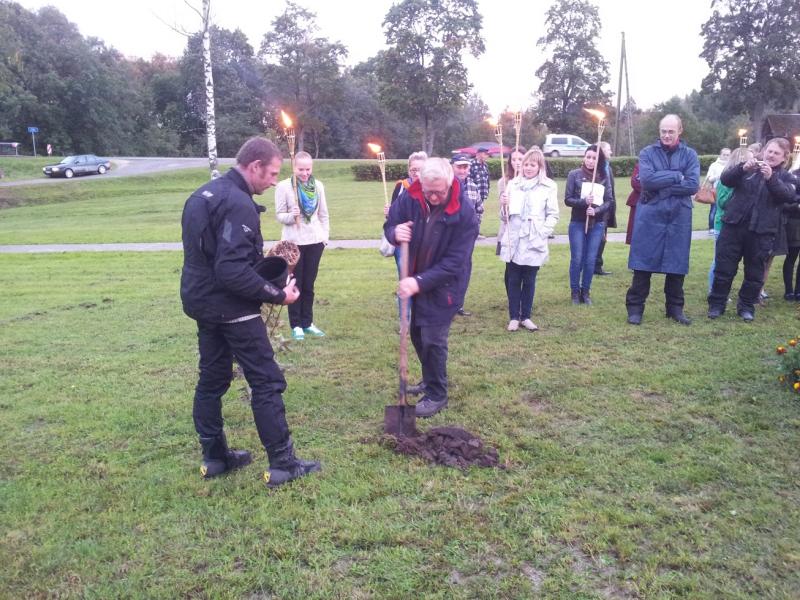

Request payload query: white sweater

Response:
[274,177,330,245]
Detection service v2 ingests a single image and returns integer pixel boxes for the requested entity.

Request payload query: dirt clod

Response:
[386,426,502,469]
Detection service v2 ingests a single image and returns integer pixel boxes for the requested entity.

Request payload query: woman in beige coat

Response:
[274,151,330,340]
[499,148,559,331]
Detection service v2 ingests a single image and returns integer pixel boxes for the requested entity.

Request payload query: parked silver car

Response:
[43,154,111,178]
[542,134,591,158]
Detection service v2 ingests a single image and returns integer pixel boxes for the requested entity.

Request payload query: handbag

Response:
[379,233,395,258]
[693,179,716,205]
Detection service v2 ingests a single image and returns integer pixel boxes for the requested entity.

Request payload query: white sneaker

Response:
[521,319,539,331]
[507,319,519,332]
[291,326,305,340]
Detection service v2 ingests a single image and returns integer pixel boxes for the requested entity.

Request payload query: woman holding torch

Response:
[275,151,330,340]
[564,145,614,305]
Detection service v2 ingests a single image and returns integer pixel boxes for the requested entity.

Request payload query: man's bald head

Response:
[659,114,683,147]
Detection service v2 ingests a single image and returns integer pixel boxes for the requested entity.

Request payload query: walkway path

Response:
[0,231,715,254]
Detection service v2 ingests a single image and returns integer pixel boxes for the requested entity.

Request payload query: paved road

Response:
[0,156,235,188]
[0,231,717,254]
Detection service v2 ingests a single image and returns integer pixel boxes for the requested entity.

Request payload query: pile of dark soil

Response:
[387,426,502,469]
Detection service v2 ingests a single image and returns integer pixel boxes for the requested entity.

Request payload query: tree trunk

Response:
[202,0,219,179]
[422,114,434,155]
[750,99,765,143]
[298,128,305,153]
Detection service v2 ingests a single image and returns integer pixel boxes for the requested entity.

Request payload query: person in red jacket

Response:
[625,162,641,245]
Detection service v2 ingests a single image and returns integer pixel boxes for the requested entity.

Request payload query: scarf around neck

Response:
[296,176,318,223]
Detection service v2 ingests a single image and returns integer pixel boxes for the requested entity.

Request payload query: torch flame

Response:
[738,128,747,137]
[486,117,498,127]
[583,108,606,120]
[367,143,382,154]
[280,110,293,128]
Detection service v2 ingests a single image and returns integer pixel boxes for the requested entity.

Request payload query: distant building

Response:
[761,114,800,143]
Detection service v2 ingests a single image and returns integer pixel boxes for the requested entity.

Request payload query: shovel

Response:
[384,241,418,437]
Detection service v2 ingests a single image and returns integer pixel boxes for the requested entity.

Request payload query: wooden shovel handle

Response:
[398,241,409,406]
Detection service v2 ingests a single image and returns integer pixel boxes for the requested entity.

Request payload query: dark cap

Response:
[451,153,472,165]
[476,146,489,153]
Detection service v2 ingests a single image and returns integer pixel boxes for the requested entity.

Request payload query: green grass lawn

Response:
[0,160,717,244]
[2,243,799,598]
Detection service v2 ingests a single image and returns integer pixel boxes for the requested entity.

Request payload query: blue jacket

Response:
[384,178,478,326]
[628,140,700,274]
[180,169,285,322]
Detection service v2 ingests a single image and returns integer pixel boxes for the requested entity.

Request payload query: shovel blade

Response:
[384,405,417,437]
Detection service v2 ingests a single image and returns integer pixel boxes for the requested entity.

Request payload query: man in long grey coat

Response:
[625,114,700,325]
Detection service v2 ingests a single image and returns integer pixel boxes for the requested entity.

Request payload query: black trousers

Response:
[783,246,800,295]
[625,270,685,314]
[288,242,325,329]
[595,238,606,272]
[708,222,774,313]
[193,317,290,453]
[409,320,452,403]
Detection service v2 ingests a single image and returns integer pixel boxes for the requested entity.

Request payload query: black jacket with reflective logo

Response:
[180,168,284,322]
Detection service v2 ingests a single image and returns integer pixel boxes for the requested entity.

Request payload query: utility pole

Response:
[612,33,635,156]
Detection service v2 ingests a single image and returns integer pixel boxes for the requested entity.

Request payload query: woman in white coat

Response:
[274,151,330,341]
[499,148,559,332]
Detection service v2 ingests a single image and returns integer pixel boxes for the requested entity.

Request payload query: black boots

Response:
[666,306,691,325]
[572,289,592,305]
[264,437,321,489]
[199,433,253,479]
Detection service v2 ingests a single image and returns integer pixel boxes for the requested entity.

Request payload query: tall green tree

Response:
[376,0,484,155]
[700,0,800,141]
[535,0,611,140]
[180,26,264,157]
[0,1,168,156]
[259,1,347,156]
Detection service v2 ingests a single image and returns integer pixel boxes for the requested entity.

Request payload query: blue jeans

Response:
[568,220,605,292]
[504,261,539,320]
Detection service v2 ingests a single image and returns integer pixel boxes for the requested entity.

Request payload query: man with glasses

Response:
[625,114,700,325]
[384,157,479,418]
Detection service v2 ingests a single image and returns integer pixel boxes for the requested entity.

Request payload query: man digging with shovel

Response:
[384,157,478,419]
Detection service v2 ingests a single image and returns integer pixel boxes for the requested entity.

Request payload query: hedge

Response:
[351,155,719,181]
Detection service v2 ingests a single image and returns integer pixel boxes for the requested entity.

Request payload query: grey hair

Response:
[408,151,428,166]
[295,151,312,161]
[419,157,454,185]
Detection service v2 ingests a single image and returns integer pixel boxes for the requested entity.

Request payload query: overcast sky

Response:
[17,0,712,114]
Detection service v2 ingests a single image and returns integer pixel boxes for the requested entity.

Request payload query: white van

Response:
[542,134,591,157]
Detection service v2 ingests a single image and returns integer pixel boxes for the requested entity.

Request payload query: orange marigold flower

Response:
[794,382,800,391]
[790,339,798,347]
[777,346,787,354]
[795,369,800,377]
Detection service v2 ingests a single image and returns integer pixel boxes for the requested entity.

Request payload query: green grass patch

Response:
[0,161,716,244]
[0,156,69,181]
[1,244,799,597]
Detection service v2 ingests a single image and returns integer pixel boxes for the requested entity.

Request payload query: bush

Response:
[351,155,720,181]
[352,161,411,182]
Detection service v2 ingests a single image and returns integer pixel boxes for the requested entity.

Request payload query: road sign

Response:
[27,126,39,134]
